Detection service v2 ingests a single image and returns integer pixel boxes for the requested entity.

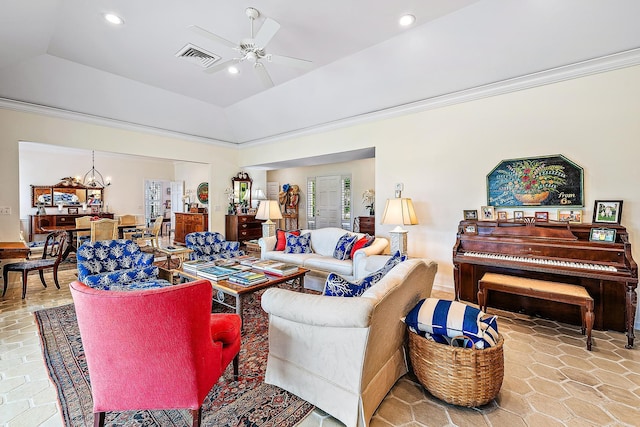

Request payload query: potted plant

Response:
[362,189,375,216]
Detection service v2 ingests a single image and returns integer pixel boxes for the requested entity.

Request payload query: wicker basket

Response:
[408,331,504,407]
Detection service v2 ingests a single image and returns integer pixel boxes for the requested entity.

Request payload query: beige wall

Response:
[0,109,239,240]
[241,65,640,299]
[2,65,639,325]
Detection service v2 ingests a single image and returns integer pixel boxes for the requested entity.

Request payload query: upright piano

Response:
[453,220,638,348]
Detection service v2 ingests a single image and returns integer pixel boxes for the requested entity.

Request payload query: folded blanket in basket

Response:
[403,298,499,349]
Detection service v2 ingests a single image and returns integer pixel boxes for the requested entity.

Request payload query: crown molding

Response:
[2,48,639,149]
[0,98,237,147]
[240,48,640,147]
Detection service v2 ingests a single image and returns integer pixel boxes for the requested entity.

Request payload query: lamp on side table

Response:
[381,197,418,256]
[255,200,283,238]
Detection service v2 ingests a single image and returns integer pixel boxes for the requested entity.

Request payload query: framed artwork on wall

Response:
[486,154,584,207]
[592,200,623,224]
[513,211,524,221]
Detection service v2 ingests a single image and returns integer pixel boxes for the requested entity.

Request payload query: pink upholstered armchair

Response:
[69,279,241,427]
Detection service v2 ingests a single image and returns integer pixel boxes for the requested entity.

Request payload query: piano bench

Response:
[477,273,594,351]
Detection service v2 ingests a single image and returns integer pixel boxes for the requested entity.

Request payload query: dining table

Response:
[0,241,30,279]
[41,224,145,261]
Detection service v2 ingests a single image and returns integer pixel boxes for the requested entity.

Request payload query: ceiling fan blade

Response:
[204,59,239,74]
[253,18,280,48]
[254,63,274,88]
[189,25,237,49]
[267,54,313,69]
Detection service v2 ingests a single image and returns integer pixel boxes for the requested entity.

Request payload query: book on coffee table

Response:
[252,260,285,271]
[197,265,237,281]
[228,271,269,286]
[182,259,218,274]
[261,263,299,276]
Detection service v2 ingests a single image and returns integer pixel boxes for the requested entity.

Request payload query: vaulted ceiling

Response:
[1,1,639,146]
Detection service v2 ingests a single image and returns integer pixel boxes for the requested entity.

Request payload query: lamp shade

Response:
[381,198,418,228]
[254,188,266,200]
[255,200,283,221]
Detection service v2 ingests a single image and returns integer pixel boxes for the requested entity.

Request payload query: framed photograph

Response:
[480,206,495,221]
[513,211,524,221]
[464,223,477,234]
[497,211,508,221]
[589,228,617,243]
[593,200,623,224]
[463,210,478,220]
[558,209,583,223]
[248,208,257,215]
[535,211,548,222]
[90,206,100,214]
[67,207,79,214]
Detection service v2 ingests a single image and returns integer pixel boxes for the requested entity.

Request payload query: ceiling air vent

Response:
[175,44,221,68]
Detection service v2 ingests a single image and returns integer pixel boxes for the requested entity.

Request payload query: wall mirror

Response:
[31,181,104,208]
[232,172,252,207]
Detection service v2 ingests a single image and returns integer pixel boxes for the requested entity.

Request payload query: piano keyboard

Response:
[463,251,618,272]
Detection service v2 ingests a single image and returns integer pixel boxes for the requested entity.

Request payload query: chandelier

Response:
[83,151,111,187]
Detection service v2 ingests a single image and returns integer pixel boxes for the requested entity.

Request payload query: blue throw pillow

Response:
[403,298,499,349]
[333,233,359,260]
[379,251,408,275]
[284,232,313,254]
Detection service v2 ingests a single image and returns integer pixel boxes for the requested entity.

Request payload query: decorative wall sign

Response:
[487,154,583,207]
[197,182,208,204]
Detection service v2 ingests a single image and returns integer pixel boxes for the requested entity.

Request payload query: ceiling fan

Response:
[190,7,313,88]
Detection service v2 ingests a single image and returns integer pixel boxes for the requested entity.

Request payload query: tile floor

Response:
[2,254,640,426]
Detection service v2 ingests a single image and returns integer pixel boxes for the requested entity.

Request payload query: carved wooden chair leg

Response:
[22,271,29,299]
[94,411,105,427]
[233,353,239,379]
[191,408,202,427]
[39,270,48,288]
[2,268,8,297]
[53,266,61,289]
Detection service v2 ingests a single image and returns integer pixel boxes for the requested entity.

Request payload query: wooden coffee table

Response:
[177,266,308,327]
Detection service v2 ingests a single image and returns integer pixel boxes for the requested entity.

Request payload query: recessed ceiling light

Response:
[399,14,416,27]
[103,13,124,25]
[228,66,240,75]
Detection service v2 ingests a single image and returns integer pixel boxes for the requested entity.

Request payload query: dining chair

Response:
[132,216,163,249]
[70,279,241,427]
[91,219,119,242]
[75,215,93,247]
[3,230,68,299]
[119,214,142,240]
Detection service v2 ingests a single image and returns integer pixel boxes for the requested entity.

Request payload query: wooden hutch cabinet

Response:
[29,213,114,241]
[174,212,208,245]
[225,214,264,245]
[356,216,375,235]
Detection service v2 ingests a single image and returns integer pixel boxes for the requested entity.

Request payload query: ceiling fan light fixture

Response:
[399,14,416,27]
[103,13,124,25]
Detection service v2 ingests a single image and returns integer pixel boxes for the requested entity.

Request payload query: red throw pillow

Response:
[350,234,374,258]
[275,229,300,251]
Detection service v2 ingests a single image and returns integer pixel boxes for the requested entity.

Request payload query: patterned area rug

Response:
[35,285,314,426]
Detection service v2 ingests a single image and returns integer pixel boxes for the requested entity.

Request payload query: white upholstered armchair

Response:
[260,258,438,427]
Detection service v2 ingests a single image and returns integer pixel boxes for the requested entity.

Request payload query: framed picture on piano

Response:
[593,200,623,224]
[589,227,617,243]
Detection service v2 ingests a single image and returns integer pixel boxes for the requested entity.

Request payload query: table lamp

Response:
[255,200,283,238]
[381,197,418,256]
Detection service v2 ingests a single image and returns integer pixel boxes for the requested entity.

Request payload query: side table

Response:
[156,246,193,269]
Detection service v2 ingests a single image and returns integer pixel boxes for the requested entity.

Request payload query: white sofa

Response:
[261,258,438,427]
[258,227,388,279]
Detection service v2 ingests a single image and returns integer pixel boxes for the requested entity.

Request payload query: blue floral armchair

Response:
[77,240,162,290]
[185,232,244,261]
